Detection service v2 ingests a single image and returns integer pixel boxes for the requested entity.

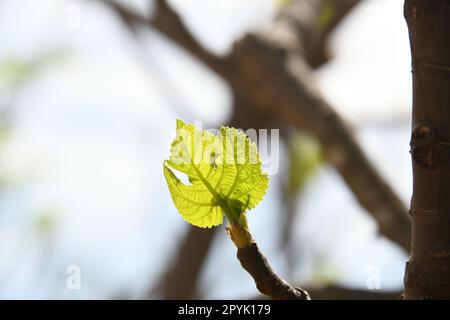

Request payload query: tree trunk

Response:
[404,0,450,299]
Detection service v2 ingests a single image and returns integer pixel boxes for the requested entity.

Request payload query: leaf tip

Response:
[176,118,186,129]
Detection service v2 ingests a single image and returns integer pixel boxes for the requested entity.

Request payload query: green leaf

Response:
[163,120,269,228]
[287,132,323,196]
[319,0,334,29]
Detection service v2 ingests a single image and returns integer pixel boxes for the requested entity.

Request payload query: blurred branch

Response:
[150,227,216,299]
[276,0,361,68]
[101,0,230,79]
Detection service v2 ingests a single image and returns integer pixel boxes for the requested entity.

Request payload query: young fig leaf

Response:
[163,120,269,228]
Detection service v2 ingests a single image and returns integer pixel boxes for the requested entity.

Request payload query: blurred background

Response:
[0,0,412,299]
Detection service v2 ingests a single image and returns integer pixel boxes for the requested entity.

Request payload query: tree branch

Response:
[281,0,361,68]
[151,227,216,299]
[237,243,309,300]
[101,0,230,79]
[227,218,310,300]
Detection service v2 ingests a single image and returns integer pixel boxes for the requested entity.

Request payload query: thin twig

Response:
[227,219,310,300]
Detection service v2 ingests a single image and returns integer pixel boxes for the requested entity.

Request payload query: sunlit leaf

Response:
[163,120,269,228]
